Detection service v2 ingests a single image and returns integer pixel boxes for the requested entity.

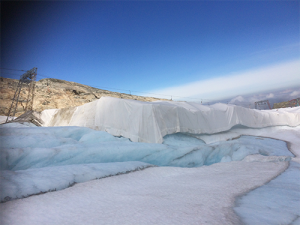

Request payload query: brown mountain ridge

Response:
[0,77,170,117]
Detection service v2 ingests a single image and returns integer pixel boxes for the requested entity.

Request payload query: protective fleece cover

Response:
[41,97,300,143]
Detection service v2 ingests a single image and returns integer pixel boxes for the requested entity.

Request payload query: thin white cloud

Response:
[148,59,300,101]
[290,91,300,97]
[249,43,300,56]
[226,86,300,109]
[229,96,245,103]
[266,93,274,98]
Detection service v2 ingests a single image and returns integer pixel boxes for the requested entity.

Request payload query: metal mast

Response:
[254,100,271,110]
[6,67,37,122]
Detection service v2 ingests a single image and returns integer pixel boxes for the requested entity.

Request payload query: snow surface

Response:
[0,161,152,202]
[0,116,6,124]
[0,116,15,124]
[0,122,299,224]
[0,161,288,225]
[193,125,300,160]
[234,161,300,225]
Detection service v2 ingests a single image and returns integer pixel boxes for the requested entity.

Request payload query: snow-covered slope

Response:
[0,116,6,124]
[0,161,152,202]
[234,161,300,225]
[0,161,288,225]
[41,97,300,143]
[0,116,15,124]
[193,125,300,160]
[0,122,296,200]
[1,97,300,224]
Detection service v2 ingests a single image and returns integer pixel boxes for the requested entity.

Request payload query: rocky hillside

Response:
[0,77,170,117]
[273,98,300,109]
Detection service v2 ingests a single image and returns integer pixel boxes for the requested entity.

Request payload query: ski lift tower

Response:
[255,100,271,110]
[6,67,37,122]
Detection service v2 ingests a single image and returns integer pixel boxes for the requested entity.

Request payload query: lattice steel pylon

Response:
[6,67,37,122]
[255,100,271,110]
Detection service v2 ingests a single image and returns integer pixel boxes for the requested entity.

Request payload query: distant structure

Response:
[6,67,37,122]
[255,100,271,110]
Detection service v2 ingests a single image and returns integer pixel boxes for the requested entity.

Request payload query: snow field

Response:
[194,125,300,160]
[0,161,288,225]
[234,162,300,225]
[0,116,15,125]
[0,162,152,202]
[0,122,299,224]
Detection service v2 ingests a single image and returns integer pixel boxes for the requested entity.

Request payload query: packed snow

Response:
[0,160,289,225]
[0,116,6,124]
[234,161,300,225]
[0,161,152,202]
[0,116,15,124]
[0,100,299,224]
[193,125,300,160]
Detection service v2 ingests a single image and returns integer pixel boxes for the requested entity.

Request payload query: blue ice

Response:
[0,126,293,171]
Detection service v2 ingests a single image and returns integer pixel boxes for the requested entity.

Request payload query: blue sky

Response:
[1,1,299,101]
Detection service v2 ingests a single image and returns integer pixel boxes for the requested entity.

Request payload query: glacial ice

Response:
[0,125,293,171]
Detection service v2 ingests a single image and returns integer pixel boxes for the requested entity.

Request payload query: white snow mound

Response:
[41,97,300,143]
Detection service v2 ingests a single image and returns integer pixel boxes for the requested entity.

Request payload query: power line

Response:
[1,72,23,76]
[37,73,51,78]
[37,73,211,101]
[0,68,26,72]
[35,72,211,101]
[82,84,211,101]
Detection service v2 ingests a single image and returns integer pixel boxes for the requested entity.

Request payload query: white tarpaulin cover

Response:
[41,97,300,143]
